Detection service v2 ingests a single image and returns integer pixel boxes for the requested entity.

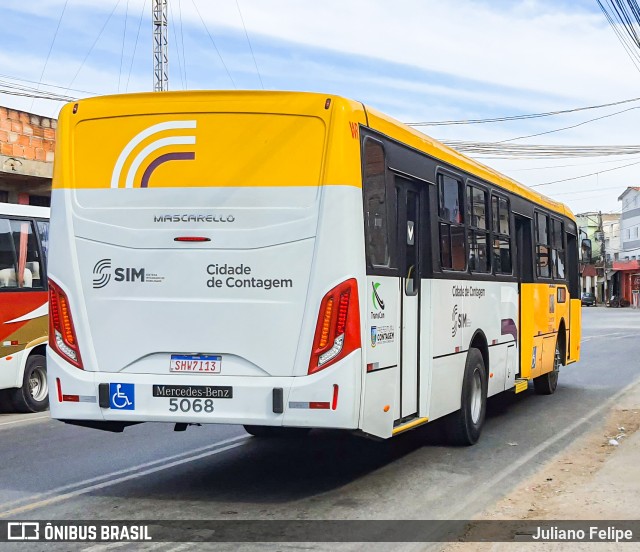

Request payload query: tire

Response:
[243,425,311,438]
[533,341,561,395]
[446,348,487,446]
[11,354,49,413]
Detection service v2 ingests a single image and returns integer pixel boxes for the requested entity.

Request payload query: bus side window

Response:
[0,218,17,288]
[0,219,43,289]
[37,220,49,267]
[363,140,393,268]
[535,212,551,278]
[551,219,565,279]
[467,184,489,273]
[492,195,512,274]
[438,174,466,271]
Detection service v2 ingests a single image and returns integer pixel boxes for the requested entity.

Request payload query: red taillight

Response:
[308,279,360,374]
[49,279,83,369]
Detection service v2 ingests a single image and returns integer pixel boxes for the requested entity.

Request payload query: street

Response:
[0,307,638,550]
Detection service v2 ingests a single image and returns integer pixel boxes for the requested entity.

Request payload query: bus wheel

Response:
[447,348,487,446]
[243,425,310,438]
[533,341,561,395]
[11,354,49,413]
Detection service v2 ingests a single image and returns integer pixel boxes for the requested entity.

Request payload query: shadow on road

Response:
[90,385,590,507]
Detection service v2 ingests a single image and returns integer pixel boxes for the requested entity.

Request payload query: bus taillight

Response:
[49,279,84,369]
[308,279,360,375]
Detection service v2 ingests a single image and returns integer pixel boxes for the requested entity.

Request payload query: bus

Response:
[48,91,580,443]
[0,203,50,412]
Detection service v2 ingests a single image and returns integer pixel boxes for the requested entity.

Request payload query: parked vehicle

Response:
[0,203,50,412]
[581,292,596,306]
[606,296,628,308]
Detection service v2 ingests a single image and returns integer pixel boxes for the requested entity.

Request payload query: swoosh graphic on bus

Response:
[110,120,197,189]
[372,282,385,310]
[141,152,196,188]
[4,302,48,324]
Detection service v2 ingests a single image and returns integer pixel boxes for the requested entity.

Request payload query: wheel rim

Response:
[29,367,47,402]
[470,369,483,424]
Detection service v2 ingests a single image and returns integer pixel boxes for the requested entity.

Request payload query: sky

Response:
[1,0,639,214]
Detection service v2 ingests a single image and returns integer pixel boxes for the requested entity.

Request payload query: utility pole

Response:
[152,0,169,91]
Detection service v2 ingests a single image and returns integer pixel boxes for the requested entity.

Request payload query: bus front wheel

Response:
[12,354,49,413]
[447,348,487,446]
[243,425,311,438]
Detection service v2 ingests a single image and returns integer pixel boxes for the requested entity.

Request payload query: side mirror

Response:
[581,238,592,262]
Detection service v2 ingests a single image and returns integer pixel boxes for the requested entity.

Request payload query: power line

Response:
[235,0,263,89]
[529,158,640,187]
[126,0,147,92]
[406,95,640,126]
[508,155,640,172]
[30,0,69,110]
[66,0,123,91]
[191,0,236,88]
[169,0,185,88]
[0,74,97,96]
[442,141,640,158]
[493,105,640,143]
[118,0,130,92]
[178,0,188,88]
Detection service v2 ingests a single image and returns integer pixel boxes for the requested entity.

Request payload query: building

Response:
[614,187,640,306]
[0,106,55,206]
[575,211,620,303]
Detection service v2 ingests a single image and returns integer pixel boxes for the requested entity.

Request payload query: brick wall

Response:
[0,107,55,164]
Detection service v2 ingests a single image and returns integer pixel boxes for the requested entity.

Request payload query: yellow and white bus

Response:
[48,91,580,443]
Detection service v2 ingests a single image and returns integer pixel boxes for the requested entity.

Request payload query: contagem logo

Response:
[93,259,112,289]
[110,121,197,189]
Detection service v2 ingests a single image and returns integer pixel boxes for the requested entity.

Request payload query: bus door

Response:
[396,177,422,420]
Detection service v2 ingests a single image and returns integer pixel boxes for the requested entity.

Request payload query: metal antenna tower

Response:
[152,0,169,91]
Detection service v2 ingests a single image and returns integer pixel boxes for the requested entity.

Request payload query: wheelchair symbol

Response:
[109,383,134,410]
[112,384,132,408]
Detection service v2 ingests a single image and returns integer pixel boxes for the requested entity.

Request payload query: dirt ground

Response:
[441,382,640,551]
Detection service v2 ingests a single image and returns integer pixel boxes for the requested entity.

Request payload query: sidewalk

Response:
[444,379,640,550]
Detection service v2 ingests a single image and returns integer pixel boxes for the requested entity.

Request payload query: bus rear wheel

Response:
[447,348,487,446]
[11,354,49,413]
[243,425,311,438]
[533,341,561,395]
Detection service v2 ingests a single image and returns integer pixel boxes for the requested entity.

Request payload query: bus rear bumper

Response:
[48,350,361,430]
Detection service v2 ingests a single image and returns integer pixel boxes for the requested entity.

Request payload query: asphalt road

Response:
[0,307,638,551]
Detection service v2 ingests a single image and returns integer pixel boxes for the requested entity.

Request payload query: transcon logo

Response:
[372,282,385,310]
[111,120,197,189]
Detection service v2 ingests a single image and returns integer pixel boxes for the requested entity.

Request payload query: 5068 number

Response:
[168,398,214,413]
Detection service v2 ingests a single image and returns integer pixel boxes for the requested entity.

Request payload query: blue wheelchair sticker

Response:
[109,383,135,410]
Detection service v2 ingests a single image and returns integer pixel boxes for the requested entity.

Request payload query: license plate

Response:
[170,354,221,373]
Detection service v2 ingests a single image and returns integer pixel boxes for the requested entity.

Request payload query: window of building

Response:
[363,140,394,268]
[439,174,466,270]
[0,191,8,203]
[492,195,512,274]
[466,184,489,272]
[29,195,51,207]
[535,212,551,278]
